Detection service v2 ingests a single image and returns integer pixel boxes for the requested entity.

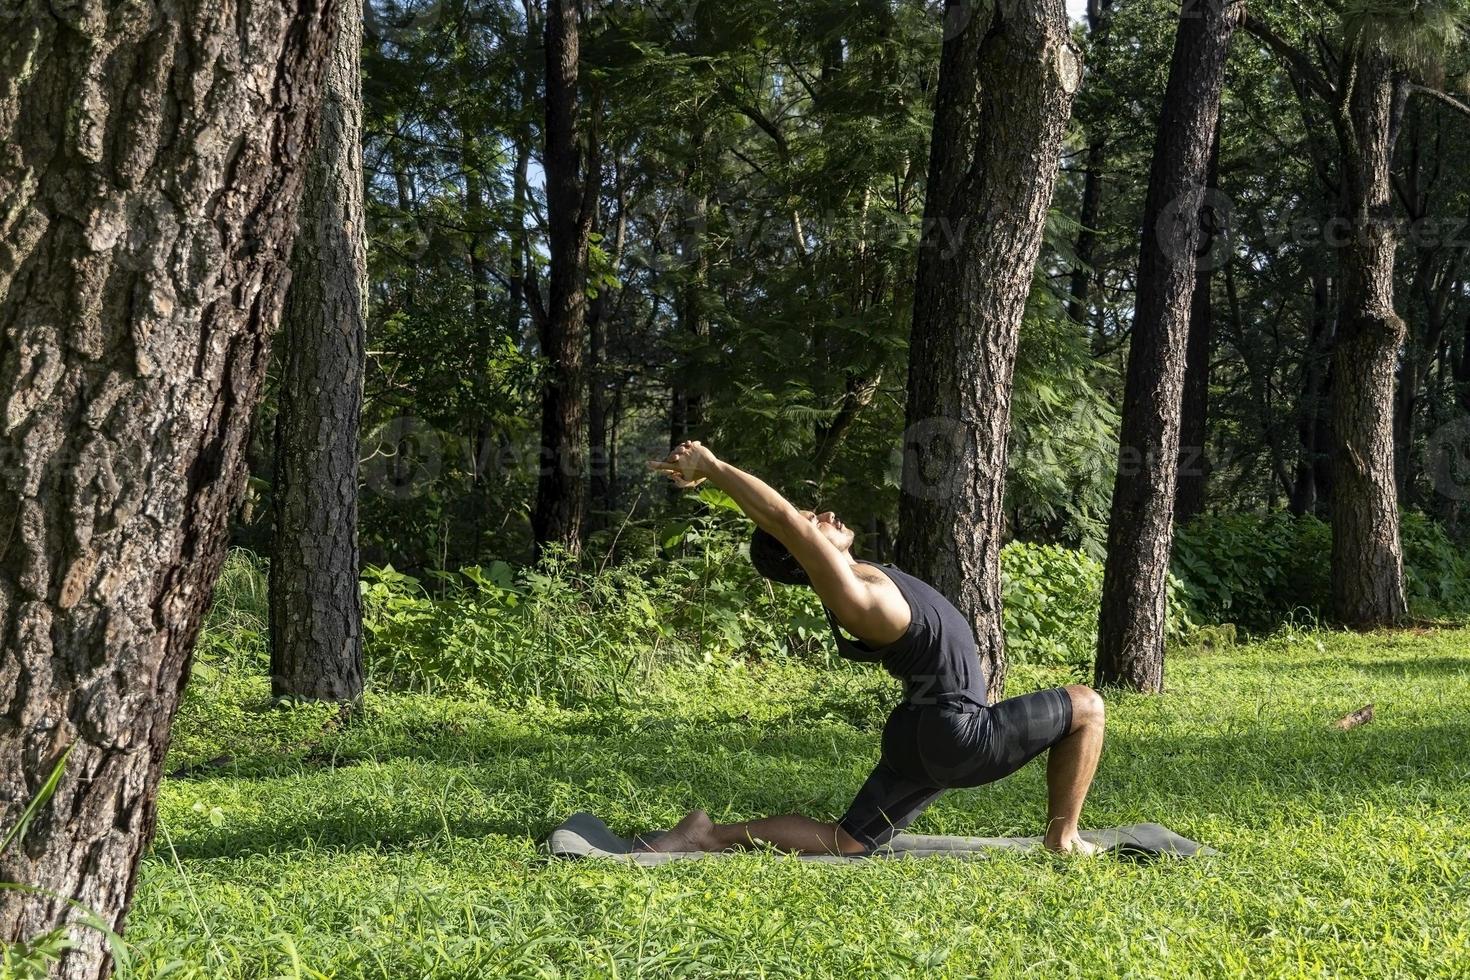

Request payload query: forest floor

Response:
[125,627,1470,978]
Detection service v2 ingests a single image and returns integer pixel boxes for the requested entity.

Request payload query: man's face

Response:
[799,509,855,553]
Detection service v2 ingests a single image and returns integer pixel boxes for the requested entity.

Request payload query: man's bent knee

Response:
[1065,684,1104,731]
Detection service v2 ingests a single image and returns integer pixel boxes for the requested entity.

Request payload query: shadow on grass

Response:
[160,706,1468,862]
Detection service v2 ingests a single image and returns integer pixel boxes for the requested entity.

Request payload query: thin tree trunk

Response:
[533,0,600,559]
[899,1,1083,703]
[0,3,333,976]
[1292,269,1336,515]
[1174,130,1222,523]
[670,133,710,450]
[1329,46,1409,626]
[271,0,367,703]
[1069,0,1115,341]
[1096,0,1242,693]
[589,163,627,528]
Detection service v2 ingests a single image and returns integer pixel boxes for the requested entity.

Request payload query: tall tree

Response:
[1068,0,1116,340]
[1246,4,1470,624]
[0,2,333,975]
[1328,37,1411,625]
[270,0,368,703]
[898,0,1082,702]
[1096,0,1242,693]
[1174,130,1223,523]
[532,0,601,558]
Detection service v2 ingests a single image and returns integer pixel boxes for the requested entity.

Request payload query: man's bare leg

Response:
[1042,684,1106,854]
[642,810,868,856]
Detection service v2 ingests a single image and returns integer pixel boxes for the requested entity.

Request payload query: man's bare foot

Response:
[1043,831,1101,856]
[639,810,722,853]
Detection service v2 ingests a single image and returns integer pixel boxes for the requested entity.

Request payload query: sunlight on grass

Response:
[127,628,1470,977]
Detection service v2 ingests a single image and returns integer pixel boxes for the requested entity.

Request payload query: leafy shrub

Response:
[1172,511,1470,631]
[1001,541,1193,669]
[1401,512,1470,618]
[193,550,271,679]
[1171,513,1331,632]
[360,493,834,702]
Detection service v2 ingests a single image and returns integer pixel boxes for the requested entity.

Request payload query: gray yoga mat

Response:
[546,812,1218,865]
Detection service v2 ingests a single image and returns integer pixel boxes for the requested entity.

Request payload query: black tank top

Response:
[821,558,989,709]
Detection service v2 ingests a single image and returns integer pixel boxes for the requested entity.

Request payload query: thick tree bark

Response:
[270,0,367,704]
[532,0,600,559]
[0,2,332,976]
[898,0,1082,703]
[1329,47,1409,626]
[1096,0,1242,693]
[1174,131,1222,523]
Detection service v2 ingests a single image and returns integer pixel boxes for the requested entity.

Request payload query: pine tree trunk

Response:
[1291,269,1336,515]
[0,3,332,976]
[1068,0,1115,339]
[1330,47,1408,626]
[1174,131,1222,524]
[1096,0,1242,693]
[270,0,367,704]
[533,0,599,559]
[898,0,1083,703]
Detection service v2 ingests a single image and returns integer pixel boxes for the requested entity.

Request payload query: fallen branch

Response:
[1333,704,1375,731]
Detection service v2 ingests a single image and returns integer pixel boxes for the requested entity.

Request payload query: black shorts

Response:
[838,686,1075,851]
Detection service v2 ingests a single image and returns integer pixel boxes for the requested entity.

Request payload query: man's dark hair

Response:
[749,527,811,586]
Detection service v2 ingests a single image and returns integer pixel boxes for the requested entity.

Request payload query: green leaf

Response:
[1,743,74,857]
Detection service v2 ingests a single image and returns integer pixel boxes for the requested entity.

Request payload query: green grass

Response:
[122,628,1470,978]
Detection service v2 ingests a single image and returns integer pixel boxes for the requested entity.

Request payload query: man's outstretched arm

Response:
[647,442,873,620]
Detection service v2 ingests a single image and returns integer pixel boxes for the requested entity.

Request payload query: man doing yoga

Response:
[645,441,1105,856]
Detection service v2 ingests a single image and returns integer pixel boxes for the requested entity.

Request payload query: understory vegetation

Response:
[128,610,1470,977]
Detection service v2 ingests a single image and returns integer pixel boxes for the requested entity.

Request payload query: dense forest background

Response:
[229,0,1470,577]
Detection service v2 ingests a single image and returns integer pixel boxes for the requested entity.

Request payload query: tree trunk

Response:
[1174,130,1222,523]
[1096,0,1241,694]
[270,0,367,704]
[589,164,628,529]
[0,3,332,976]
[1291,269,1336,515]
[1068,0,1115,341]
[670,136,710,451]
[532,0,600,559]
[1329,46,1409,626]
[898,0,1082,703]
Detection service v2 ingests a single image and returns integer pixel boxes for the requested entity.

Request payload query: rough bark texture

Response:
[532,0,599,559]
[1329,45,1409,626]
[1096,0,1241,693]
[270,0,366,703]
[0,1,332,976]
[898,0,1082,703]
[1174,132,1222,523]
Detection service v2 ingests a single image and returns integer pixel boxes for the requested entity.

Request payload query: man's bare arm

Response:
[648,442,882,626]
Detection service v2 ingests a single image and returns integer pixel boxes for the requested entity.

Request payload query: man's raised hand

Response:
[648,440,716,489]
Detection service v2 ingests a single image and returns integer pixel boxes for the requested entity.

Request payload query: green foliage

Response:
[1172,511,1470,631]
[1001,541,1193,670]
[357,511,832,702]
[1171,513,1333,632]
[1401,511,1470,618]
